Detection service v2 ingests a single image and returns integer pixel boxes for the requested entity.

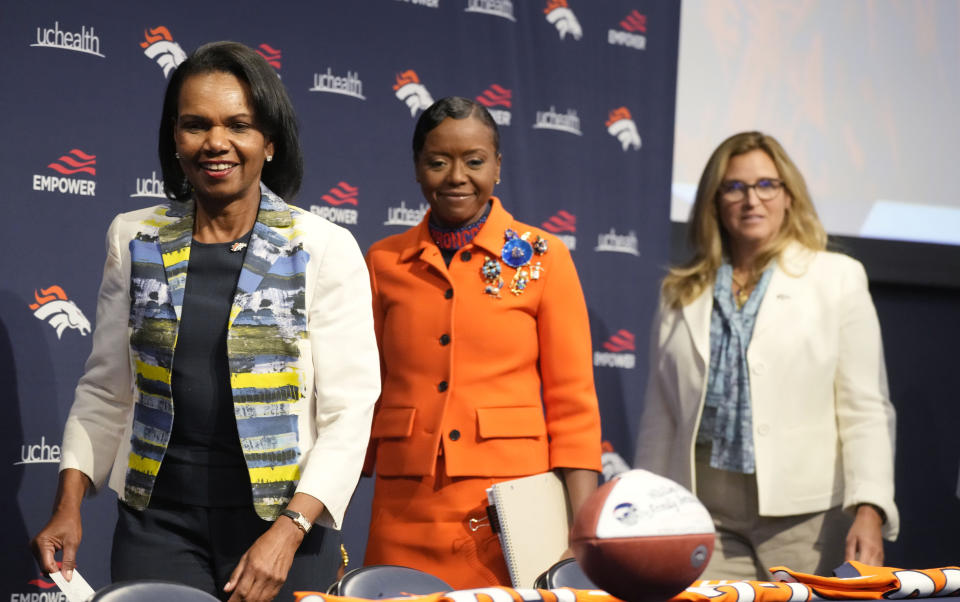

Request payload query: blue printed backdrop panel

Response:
[0,0,679,594]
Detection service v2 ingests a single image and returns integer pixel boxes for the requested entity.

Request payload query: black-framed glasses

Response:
[718,178,784,203]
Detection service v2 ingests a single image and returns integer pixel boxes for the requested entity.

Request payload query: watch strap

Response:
[280,509,312,534]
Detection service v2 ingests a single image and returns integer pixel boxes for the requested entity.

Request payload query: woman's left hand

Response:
[844,504,884,565]
[224,518,304,602]
[225,493,325,601]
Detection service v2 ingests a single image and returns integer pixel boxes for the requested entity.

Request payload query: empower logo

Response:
[257,43,281,70]
[140,26,186,77]
[32,149,97,196]
[594,329,636,369]
[29,285,91,339]
[541,210,577,251]
[17,571,67,602]
[606,107,641,151]
[544,0,582,41]
[465,0,516,21]
[394,70,434,117]
[608,9,647,50]
[310,182,359,225]
[476,84,512,126]
[33,20,103,57]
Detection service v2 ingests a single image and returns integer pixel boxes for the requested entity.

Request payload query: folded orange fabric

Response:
[295,562,960,602]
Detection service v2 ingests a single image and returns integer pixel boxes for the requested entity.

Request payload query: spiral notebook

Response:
[486,472,571,588]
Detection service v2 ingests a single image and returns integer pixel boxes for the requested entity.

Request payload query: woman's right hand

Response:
[30,468,91,581]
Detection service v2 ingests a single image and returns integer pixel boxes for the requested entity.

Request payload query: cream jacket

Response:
[60,194,380,529]
[634,244,898,539]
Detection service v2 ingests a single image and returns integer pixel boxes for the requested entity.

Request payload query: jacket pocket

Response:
[371,407,416,438]
[476,406,547,438]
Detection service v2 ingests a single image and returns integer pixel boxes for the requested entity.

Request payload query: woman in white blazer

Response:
[635,132,897,579]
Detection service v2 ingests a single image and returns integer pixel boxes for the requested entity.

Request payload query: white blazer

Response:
[634,244,898,540]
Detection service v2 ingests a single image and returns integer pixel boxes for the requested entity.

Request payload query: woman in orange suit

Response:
[363,97,602,588]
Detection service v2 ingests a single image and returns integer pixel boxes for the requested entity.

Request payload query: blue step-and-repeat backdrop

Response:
[0,1,679,596]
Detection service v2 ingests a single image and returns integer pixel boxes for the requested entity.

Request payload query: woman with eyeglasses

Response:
[634,132,897,579]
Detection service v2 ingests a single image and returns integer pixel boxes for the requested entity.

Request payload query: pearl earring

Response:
[175,152,181,159]
[266,155,273,162]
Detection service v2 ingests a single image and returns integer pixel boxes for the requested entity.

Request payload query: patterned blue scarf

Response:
[697,263,774,473]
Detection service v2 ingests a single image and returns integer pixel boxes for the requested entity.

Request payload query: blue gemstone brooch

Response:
[482,229,548,298]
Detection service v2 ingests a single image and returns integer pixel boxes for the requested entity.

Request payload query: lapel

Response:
[681,285,713,366]
[229,185,293,323]
[752,243,814,340]
[154,184,294,325]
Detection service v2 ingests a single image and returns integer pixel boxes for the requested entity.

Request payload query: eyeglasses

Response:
[718,178,784,203]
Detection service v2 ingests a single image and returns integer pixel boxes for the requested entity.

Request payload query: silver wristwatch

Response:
[279,509,312,534]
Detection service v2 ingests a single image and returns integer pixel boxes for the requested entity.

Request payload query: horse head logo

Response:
[29,286,91,339]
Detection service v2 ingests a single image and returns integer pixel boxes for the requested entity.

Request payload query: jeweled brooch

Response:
[481,229,548,298]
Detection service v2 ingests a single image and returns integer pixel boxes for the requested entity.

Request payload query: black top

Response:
[151,230,253,507]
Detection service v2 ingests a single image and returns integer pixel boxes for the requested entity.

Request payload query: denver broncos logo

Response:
[545,0,583,40]
[606,107,641,151]
[29,285,91,339]
[140,26,187,78]
[393,70,434,117]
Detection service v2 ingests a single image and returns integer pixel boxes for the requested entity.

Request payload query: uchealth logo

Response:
[544,0,582,41]
[385,201,429,227]
[533,106,582,136]
[15,436,62,466]
[33,20,103,57]
[394,70,434,117]
[595,228,639,256]
[131,170,165,199]
[541,210,576,251]
[310,67,365,100]
[606,107,641,151]
[594,329,636,369]
[465,0,516,21]
[395,0,439,7]
[140,26,186,77]
[29,285,91,339]
[257,43,282,71]
[32,149,97,197]
[310,181,359,225]
[475,84,512,127]
[608,9,647,50]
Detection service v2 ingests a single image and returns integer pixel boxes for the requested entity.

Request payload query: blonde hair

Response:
[662,132,827,308]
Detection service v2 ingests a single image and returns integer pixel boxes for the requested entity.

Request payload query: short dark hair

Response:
[158,41,303,201]
[412,96,500,161]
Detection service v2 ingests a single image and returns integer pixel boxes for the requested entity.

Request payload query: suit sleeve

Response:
[834,259,898,540]
[297,225,381,529]
[633,296,676,476]
[60,215,135,490]
[361,249,386,477]
[537,240,601,471]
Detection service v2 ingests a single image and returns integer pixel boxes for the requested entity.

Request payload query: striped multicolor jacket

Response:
[61,184,380,527]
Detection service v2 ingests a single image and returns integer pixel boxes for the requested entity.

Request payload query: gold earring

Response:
[495,177,501,184]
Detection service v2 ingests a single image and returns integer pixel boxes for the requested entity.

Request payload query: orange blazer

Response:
[364,198,601,478]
